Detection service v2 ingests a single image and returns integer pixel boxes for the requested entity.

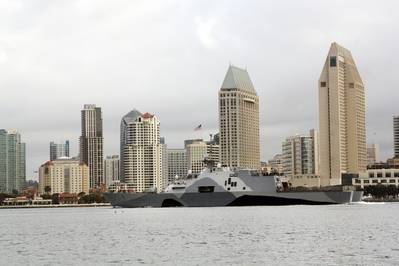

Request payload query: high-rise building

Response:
[394,116,399,158]
[0,129,26,193]
[39,158,89,195]
[104,155,120,186]
[186,140,208,174]
[319,42,366,186]
[219,65,260,169]
[167,149,187,181]
[367,143,380,166]
[120,109,142,182]
[282,130,319,177]
[50,140,70,161]
[121,110,163,192]
[160,137,168,187]
[79,104,104,188]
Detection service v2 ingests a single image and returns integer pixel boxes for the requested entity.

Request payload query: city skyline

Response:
[1,1,399,178]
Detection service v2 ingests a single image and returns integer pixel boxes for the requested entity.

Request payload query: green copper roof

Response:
[221,65,256,93]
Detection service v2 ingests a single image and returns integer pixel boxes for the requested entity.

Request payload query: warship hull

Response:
[105,190,363,208]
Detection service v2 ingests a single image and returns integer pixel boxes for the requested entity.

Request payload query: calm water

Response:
[1,203,399,265]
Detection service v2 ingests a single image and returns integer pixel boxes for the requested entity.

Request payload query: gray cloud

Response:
[0,0,398,179]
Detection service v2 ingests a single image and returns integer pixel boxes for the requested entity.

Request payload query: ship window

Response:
[355,179,361,184]
[227,187,230,191]
[372,180,378,183]
[243,187,246,190]
[349,83,354,88]
[330,56,337,67]
[228,178,231,185]
[198,186,214,193]
[224,180,227,186]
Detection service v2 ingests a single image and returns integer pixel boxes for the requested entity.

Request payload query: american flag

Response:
[194,124,202,131]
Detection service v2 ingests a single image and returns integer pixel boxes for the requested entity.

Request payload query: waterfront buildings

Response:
[318,43,366,186]
[367,143,380,166]
[206,134,220,167]
[104,155,120,186]
[282,129,319,177]
[50,140,70,161]
[394,116,399,158]
[186,140,208,174]
[38,158,89,194]
[0,129,26,193]
[120,110,163,192]
[219,65,260,169]
[167,149,187,181]
[268,154,283,174]
[79,104,104,189]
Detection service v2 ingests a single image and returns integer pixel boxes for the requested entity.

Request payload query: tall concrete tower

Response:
[219,65,260,169]
[80,104,104,188]
[318,43,366,186]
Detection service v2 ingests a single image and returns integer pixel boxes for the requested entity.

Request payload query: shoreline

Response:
[362,198,399,203]
[0,203,111,209]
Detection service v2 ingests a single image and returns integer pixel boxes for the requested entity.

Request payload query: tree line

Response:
[363,185,399,199]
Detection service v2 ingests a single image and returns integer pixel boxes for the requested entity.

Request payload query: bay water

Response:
[1,203,399,265]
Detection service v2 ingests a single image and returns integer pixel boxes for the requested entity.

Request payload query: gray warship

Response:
[105,164,363,207]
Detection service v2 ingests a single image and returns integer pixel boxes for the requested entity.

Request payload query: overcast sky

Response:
[1,0,398,179]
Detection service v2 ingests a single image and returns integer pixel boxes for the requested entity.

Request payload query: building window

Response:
[394,172,399,177]
[372,180,378,184]
[349,83,354,88]
[385,172,392,178]
[355,179,361,184]
[377,172,383,178]
[369,173,374,178]
[320,82,326,87]
[389,179,396,183]
[330,56,337,67]
[364,180,369,184]
[381,179,387,183]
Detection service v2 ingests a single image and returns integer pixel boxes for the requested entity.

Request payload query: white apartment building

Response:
[282,130,319,177]
[121,111,163,192]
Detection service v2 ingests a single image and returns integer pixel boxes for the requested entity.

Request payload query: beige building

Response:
[39,158,89,194]
[186,140,208,175]
[219,65,260,169]
[79,104,104,189]
[353,168,399,188]
[122,111,163,192]
[319,43,366,186]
